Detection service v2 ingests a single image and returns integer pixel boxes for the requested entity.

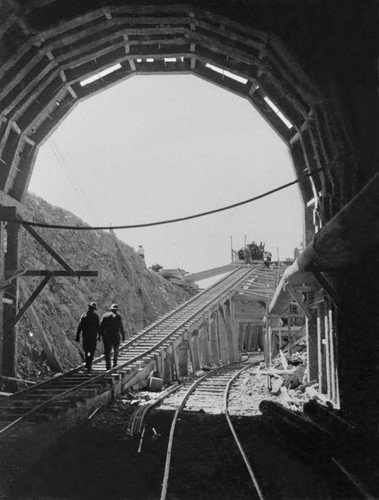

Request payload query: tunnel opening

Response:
[0,5,378,495]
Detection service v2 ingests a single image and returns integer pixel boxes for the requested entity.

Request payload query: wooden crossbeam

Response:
[236,316,264,324]
[5,270,98,278]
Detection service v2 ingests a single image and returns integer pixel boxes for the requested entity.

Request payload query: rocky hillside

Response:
[16,193,193,380]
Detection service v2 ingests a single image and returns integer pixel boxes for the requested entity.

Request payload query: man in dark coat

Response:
[76,301,100,371]
[99,303,125,370]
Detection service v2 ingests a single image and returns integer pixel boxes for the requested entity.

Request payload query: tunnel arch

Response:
[0,2,363,238]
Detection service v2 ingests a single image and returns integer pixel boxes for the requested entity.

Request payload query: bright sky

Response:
[28,74,304,276]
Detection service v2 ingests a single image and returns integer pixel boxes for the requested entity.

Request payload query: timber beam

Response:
[5,270,98,279]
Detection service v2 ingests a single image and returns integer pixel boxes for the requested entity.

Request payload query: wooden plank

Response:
[192,18,264,51]
[189,30,262,69]
[193,7,267,41]
[20,86,68,137]
[185,264,234,282]
[6,270,97,277]
[3,64,60,118]
[218,305,229,364]
[235,315,264,323]
[50,25,188,52]
[0,52,53,101]
[31,9,107,40]
[328,308,338,404]
[324,306,331,399]
[0,39,36,81]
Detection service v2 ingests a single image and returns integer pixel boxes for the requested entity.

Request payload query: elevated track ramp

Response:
[0,265,271,436]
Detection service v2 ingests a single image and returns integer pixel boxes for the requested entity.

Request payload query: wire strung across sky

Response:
[6,167,324,231]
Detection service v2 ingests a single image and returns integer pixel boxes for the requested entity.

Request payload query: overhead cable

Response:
[5,167,324,231]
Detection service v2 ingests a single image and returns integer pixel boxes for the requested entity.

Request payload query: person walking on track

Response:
[99,303,126,370]
[76,301,100,372]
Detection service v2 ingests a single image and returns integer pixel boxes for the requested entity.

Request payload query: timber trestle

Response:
[0,265,258,436]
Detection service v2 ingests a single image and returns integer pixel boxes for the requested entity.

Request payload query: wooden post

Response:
[199,325,211,367]
[306,309,318,383]
[264,321,270,368]
[172,343,180,381]
[188,329,199,373]
[317,304,327,393]
[177,340,189,378]
[163,348,172,384]
[207,312,214,364]
[222,301,236,362]
[287,317,292,357]
[247,324,252,351]
[324,306,331,399]
[218,306,229,365]
[154,351,163,379]
[328,308,338,404]
[210,311,220,366]
[0,221,5,375]
[239,323,244,352]
[229,299,239,362]
[268,325,272,366]
[1,213,19,377]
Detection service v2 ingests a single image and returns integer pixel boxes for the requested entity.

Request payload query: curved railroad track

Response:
[0,265,257,437]
[159,360,265,500]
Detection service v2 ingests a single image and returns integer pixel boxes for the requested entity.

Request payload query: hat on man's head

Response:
[88,302,97,309]
[110,303,119,311]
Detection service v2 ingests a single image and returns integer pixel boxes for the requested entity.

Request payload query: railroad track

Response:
[158,360,265,500]
[0,265,258,437]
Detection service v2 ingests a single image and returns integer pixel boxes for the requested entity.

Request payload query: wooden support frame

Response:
[0,206,98,376]
[1,211,19,376]
[188,329,201,373]
[218,305,229,365]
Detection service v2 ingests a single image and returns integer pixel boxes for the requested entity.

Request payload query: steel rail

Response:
[0,267,257,435]
[160,367,224,500]
[224,364,265,500]
[160,361,262,500]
